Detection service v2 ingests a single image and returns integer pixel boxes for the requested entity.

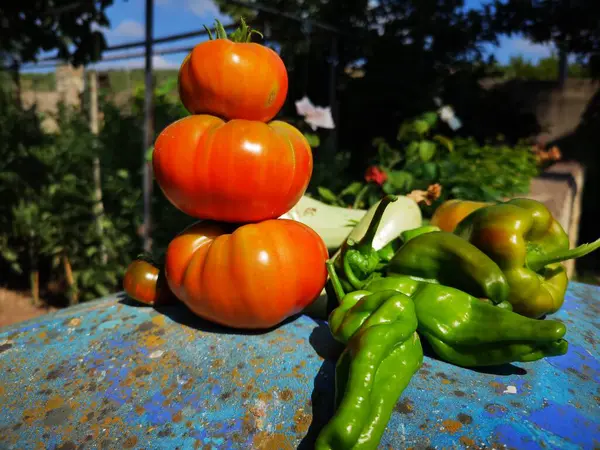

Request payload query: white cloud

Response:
[510,37,553,57]
[186,0,220,17]
[108,20,145,38]
[152,55,181,69]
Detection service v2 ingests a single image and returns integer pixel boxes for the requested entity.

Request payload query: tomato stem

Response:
[215,20,228,39]
[203,24,214,40]
[205,17,263,43]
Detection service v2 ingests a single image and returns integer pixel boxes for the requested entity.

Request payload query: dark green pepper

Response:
[336,195,399,289]
[411,282,567,367]
[363,275,514,311]
[454,198,600,318]
[400,225,441,243]
[387,231,510,305]
[316,262,423,450]
[362,276,568,366]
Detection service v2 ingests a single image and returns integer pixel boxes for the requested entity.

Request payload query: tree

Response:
[498,55,589,80]
[491,0,600,80]
[214,0,496,177]
[0,1,114,66]
[492,0,600,55]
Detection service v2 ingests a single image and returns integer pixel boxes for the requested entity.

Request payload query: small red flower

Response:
[365,166,387,186]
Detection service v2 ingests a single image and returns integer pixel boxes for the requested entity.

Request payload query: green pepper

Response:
[410,282,568,367]
[387,231,510,305]
[316,262,423,450]
[364,275,567,366]
[375,238,402,263]
[363,274,514,311]
[400,225,441,243]
[454,198,600,318]
[336,195,399,289]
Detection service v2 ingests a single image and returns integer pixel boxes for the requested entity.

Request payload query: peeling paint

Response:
[0,283,598,449]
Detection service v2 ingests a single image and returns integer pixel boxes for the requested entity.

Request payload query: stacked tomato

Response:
[123,21,328,329]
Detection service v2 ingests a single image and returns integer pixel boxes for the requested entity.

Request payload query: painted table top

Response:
[0,282,599,449]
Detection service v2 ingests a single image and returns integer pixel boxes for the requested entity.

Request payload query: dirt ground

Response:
[0,288,57,329]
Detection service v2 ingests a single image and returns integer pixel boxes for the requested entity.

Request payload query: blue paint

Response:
[493,423,545,450]
[0,282,598,449]
[527,400,600,448]
[548,343,600,383]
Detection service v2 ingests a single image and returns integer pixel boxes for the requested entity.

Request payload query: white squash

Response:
[279,196,367,250]
[281,195,423,318]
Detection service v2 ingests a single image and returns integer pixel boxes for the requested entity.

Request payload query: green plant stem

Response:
[327,260,346,304]
[353,184,371,209]
[343,250,367,290]
[527,238,600,272]
[359,195,398,248]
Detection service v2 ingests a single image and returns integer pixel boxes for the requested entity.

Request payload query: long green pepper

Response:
[315,262,422,450]
[363,275,569,367]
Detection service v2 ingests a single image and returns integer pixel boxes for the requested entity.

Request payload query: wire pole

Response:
[328,35,339,151]
[142,0,154,253]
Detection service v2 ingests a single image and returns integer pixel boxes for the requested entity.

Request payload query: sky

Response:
[22,0,556,73]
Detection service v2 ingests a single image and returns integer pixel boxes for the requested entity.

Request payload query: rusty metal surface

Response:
[0,282,599,449]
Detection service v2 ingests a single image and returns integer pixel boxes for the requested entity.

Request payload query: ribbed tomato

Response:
[164,219,329,329]
[123,260,175,306]
[178,23,287,122]
[152,114,313,223]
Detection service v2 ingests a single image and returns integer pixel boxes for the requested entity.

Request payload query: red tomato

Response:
[123,260,175,306]
[164,219,328,329]
[178,39,288,122]
[152,115,313,223]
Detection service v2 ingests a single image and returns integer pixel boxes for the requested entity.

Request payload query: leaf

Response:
[317,186,339,204]
[405,141,420,161]
[372,137,386,147]
[0,248,18,262]
[433,135,454,152]
[387,170,414,192]
[340,182,364,197]
[422,162,439,181]
[145,147,153,162]
[94,283,110,297]
[345,219,360,228]
[421,112,438,127]
[396,122,414,142]
[117,169,129,179]
[419,141,437,162]
[10,262,23,275]
[413,120,430,136]
[381,181,397,194]
[303,133,320,148]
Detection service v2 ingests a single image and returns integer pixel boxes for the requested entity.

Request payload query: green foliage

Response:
[492,0,600,56]
[1,1,114,65]
[0,92,145,303]
[498,55,590,80]
[317,111,540,216]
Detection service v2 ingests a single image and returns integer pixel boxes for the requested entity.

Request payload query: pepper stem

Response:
[326,260,346,304]
[527,238,600,272]
[358,195,398,249]
[343,251,367,291]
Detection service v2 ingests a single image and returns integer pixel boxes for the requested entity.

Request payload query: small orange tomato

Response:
[178,22,288,122]
[152,115,312,223]
[123,260,175,306]
[430,199,491,232]
[164,219,329,329]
